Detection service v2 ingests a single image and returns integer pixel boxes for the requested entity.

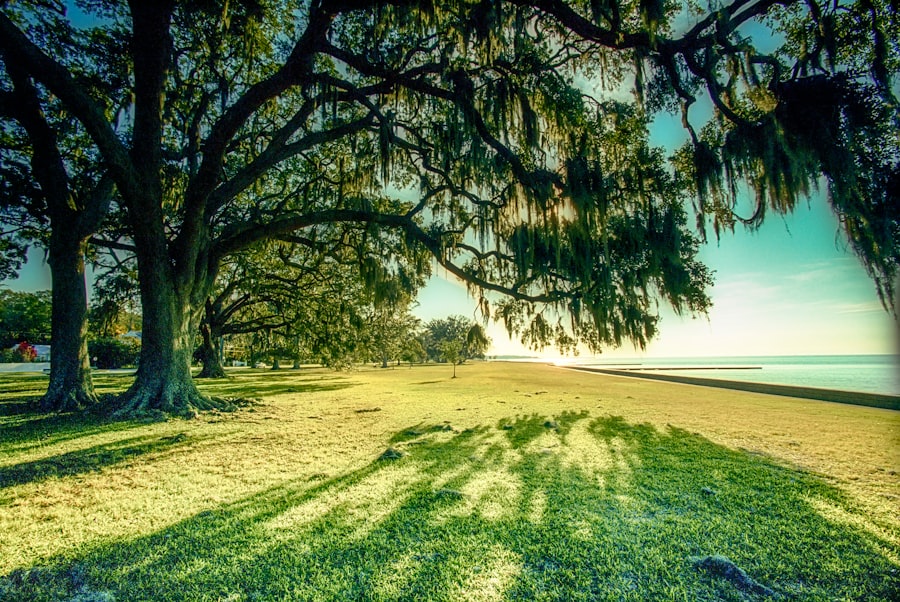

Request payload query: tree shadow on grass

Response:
[0,372,149,453]
[0,371,354,453]
[2,415,897,601]
[498,410,589,448]
[0,398,156,456]
[0,432,204,490]
[194,372,353,399]
[0,373,50,415]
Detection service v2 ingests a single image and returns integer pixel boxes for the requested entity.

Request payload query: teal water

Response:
[576,354,900,396]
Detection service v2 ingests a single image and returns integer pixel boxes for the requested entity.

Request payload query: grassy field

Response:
[0,362,897,601]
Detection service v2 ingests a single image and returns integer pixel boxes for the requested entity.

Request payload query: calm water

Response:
[574,354,900,396]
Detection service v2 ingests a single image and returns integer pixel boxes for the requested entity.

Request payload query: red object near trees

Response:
[15,341,37,362]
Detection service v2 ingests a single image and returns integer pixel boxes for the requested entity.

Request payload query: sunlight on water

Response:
[570,355,900,395]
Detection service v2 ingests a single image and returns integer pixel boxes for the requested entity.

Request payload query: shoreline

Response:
[564,365,900,411]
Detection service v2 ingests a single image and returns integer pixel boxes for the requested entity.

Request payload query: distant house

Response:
[120,331,142,341]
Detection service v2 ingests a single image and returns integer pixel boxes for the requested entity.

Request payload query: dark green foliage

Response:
[423,316,490,363]
[0,289,52,347]
[0,239,26,281]
[662,0,899,308]
[87,338,140,370]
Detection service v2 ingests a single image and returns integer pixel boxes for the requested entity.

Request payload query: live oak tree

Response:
[197,223,427,376]
[357,248,428,368]
[0,11,123,410]
[0,1,895,416]
[367,303,423,368]
[425,315,489,377]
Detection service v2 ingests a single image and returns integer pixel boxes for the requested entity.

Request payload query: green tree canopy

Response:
[0,288,52,347]
[0,1,895,415]
[0,3,122,409]
[424,315,491,363]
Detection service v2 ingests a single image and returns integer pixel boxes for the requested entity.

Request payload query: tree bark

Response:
[40,232,97,412]
[196,322,226,378]
[114,220,230,417]
[115,275,202,416]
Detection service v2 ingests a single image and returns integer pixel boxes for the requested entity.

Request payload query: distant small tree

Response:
[441,340,463,378]
[424,316,492,367]
[400,338,426,368]
[423,316,471,363]
[425,316,492,377]
[368,305,422,369]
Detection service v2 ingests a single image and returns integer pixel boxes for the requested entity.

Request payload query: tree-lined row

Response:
[0,1,896,417]
[0,285,487,373]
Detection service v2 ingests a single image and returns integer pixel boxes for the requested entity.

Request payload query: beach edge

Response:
[564,366,900,411]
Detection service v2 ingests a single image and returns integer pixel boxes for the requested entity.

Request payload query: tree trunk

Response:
[196,322,226,378]
[115,231,229,417]
[40,233,97,412]
[116,285,201,417]
[291,335,301,369]
[271,357,281,370]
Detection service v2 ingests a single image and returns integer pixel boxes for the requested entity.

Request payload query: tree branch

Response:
[0,11,139,201]
[214,208,567,304]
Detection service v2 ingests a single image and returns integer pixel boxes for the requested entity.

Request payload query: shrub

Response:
[88,337,140,369]
[13,342,36,362]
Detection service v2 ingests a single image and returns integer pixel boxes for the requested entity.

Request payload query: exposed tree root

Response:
[113,379,235,420]
[693,555,775,597]
[39,386,98,413]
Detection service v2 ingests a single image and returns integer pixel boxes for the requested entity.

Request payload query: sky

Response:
[413,195,898,359]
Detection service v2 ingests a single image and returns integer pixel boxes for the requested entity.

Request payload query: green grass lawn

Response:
[0,363,897,601]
